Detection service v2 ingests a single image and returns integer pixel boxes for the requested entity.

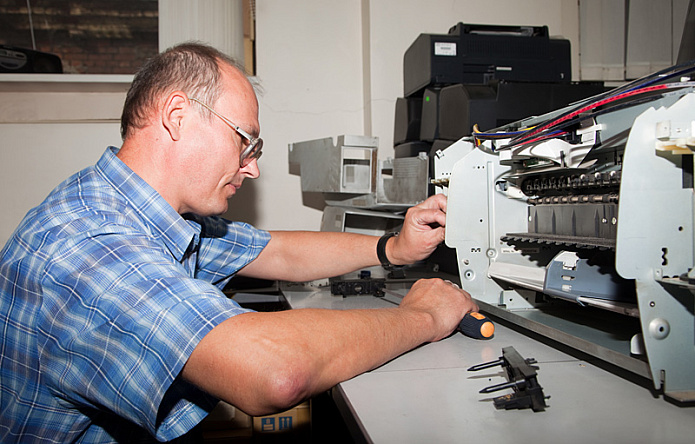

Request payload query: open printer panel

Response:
[436,62,695,403]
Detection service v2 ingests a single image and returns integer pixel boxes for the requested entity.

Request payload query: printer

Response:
[435,61,695,403]
[403,22,571,98]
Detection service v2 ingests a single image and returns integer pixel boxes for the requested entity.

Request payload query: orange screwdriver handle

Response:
[459,312,495,339]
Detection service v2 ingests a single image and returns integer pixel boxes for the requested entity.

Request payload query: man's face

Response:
[179,66,261,216]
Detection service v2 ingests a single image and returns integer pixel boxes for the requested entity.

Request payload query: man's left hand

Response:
[389,194,448,265]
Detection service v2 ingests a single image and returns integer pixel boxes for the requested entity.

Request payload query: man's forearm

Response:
[239,231,383,281]
[182,305,435,416]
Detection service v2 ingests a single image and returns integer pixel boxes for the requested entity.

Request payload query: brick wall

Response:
[0,0,158,74]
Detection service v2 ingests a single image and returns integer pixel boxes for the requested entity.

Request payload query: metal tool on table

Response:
[468,346,549,411]
[330,270,386,297]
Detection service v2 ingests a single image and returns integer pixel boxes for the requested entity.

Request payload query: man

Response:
[0,43,477,442]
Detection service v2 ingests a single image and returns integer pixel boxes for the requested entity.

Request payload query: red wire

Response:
[508,83,671,147]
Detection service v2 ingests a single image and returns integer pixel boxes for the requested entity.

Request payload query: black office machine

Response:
[403,23,571,98]
[394,22,606,204]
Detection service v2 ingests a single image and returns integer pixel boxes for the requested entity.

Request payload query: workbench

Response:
[279,281,695,444]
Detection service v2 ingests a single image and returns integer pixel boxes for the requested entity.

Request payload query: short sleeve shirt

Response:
[0,147,271,443]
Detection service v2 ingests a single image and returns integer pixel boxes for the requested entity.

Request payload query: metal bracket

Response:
[468,346,549,412]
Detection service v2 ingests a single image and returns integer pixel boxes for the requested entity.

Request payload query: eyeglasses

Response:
[189,97,263,167]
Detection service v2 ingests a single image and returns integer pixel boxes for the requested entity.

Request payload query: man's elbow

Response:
[247,366,313,416]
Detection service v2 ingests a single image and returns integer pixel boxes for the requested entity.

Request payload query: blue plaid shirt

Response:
[0,147,271,443]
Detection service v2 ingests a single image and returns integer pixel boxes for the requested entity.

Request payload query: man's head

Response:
[121,42,246,140]
[119,42,262,216]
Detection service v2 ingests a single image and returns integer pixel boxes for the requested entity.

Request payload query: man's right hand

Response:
[399,278,479,342]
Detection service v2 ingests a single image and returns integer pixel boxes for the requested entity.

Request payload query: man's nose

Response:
[241,158,260,179]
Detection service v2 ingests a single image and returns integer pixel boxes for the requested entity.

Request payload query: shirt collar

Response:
[95,147,200,262]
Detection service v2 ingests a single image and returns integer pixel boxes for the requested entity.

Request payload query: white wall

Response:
[0,0,599,246]
[235,0,579,231]
[0,79,128,246]
[225,1,367,229]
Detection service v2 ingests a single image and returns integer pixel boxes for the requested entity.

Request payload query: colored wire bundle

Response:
[473,59,695,151]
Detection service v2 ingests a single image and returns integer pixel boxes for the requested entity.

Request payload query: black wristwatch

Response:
[377,232,405,278]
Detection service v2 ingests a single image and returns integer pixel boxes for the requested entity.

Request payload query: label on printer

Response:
[434,42,456,56]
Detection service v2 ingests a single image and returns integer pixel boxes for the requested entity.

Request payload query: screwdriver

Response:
[459,312,495,339]
[379,287,494,338]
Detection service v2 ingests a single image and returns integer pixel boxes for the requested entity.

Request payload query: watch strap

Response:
[377,232,398,269]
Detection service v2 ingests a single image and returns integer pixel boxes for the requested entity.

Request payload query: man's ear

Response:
[161,92,189,141]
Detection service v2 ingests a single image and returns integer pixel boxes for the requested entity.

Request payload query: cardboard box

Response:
[198,400,312,443]
[252,401,311,442]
